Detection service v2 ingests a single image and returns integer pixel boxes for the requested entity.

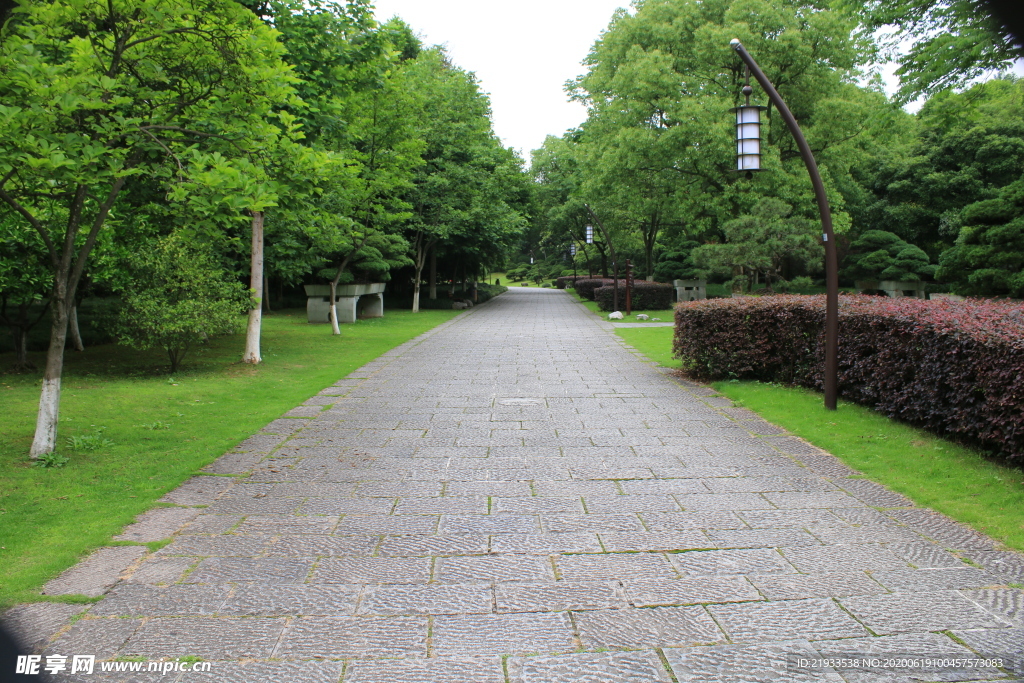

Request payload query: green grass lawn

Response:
[616,324,1024,552]
[0,308,459,608]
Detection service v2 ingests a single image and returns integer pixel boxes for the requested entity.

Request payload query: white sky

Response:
[370,0,629,160]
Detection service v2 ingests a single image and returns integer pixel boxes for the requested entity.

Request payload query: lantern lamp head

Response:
[731,102,767,174]
[585,225,594,244]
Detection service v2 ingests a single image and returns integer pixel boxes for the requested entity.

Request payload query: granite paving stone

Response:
[508,650,672,682]
[123,616,287,659]
[0,603,87,652]
[624,576,762,606]
[811,632,1005,683]
[574,606,724,648]
[377,533,488,556]
[490,532,602,554]
[665,639,845,682]
[311,557,432,584]
[44,618,142,661]
[781,543,910,572]
[88,584,231,616]
[840,590,1013,634]
[218,584,360,615]
[431,613,575,656]
[871,567,1003,591]
[961,588,1024,627]
[275,615,427,658]
[494,581,628,612]
[708,598,870,642]
[951,628,1024,675]
[356,583,493,614]
[749,572,887,600]
[31,288,1018,681]
[670,548,796,576]
[42,546,147,597]
[344,658,506,683]
[436,554,554,583]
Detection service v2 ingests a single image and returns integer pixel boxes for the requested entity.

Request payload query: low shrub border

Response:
[574,278,618,301]
[673,295,1024,461]
[596,281,674,311]
[555,276,580,289]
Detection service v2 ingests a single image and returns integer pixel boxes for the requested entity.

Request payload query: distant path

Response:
[15,287,1023,682]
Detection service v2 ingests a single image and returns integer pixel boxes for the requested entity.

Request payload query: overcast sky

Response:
[370,0,628,160]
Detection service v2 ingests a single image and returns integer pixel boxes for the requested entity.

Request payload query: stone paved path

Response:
[10,288,1024,682]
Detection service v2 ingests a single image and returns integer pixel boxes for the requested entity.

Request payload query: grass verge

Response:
[615,324,1024,552]
[0,308,459,608]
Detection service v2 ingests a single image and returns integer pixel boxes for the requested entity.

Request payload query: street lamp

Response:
[729,38,839,411]
[731,84,767,175]
[585,225,594,244]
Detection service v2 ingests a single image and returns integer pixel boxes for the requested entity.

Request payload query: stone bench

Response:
[304,283,385,323]
[855,280,926,299]
[674,279,707,302]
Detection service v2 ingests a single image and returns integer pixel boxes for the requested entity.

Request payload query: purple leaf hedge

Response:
[673,295,1024,460]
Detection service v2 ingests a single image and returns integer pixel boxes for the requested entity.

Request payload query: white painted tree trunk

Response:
[330,280,341,335]
[242,211,264,364]
[30,298,69,457]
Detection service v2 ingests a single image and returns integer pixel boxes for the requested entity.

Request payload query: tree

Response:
[117,235,249,372]
[691,198,820,291]
[402,49,525,312]
[859,78,1024,256]
[271,6,424,332]
[0,0,296,456]
[935,177,1024,297]
[563,0,867,283]
[853,0,1023,101]
[842,230,937,283]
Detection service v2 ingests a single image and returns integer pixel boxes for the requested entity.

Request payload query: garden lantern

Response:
[731,87,766,174]
[570,244,577,256]
[585,225,594,244]
[729,38,840,411]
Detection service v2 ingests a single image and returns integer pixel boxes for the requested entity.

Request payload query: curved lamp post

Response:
[729,39,839,411]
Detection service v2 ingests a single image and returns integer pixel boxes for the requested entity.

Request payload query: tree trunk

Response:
[263,272,271,312]
[30,297,69,457]
[329,279,341,335]
[243,211,264,364]
[411,233,432,313]
[68,304,84,352]
[428,246,437,300]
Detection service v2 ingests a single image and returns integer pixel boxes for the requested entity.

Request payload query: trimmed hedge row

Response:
[596,281,675,311]
[673,295,1024,460]
[574,278,619,301]
[556,276,583,289]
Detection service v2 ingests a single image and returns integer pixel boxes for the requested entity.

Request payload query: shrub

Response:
[555,276,583,289]
[574,278,618,301]
[117,235,249,373]
[673,295,1024,461]
[596,281,674,311]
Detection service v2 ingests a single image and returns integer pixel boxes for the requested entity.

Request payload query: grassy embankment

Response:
[604,307,1024,553]
[0,308,460,608]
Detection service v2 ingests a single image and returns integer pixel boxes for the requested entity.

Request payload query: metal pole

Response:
[729,39,839,411]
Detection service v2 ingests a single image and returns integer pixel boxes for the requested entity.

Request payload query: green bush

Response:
[116,235,249,372]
